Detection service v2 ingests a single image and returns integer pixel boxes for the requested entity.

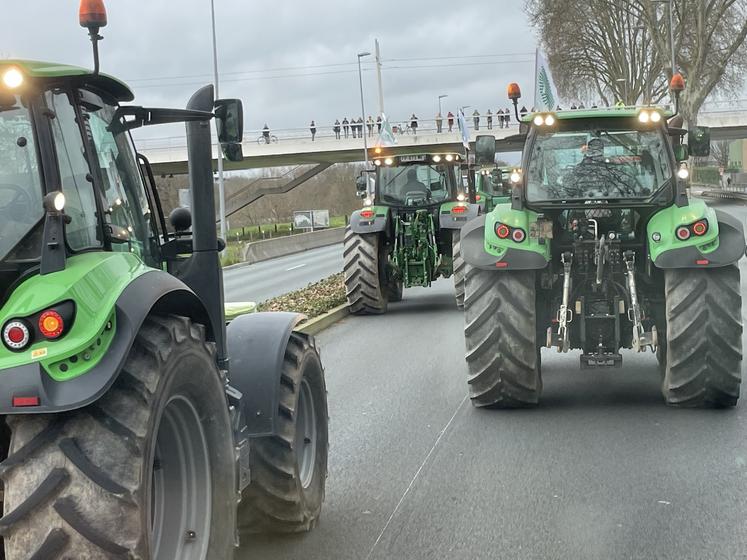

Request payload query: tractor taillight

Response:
[495,223,510,239]
[512,228,526,243]
[675,226,691,241]
[692,220,708,236]
[39,311,64,339]
[3,321,30,351]
[360,209,375,219]
[451,205,467,214]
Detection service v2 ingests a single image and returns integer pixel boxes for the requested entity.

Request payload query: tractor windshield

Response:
[377,163,455,206]
[526,121,672,202]
[0,94,44,261]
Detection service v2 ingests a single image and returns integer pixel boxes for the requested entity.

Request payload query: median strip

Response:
[258,272,349,334]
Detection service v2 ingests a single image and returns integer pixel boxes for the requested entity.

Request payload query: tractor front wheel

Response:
[238,332,329,533]
[343,227,388,314]
[662,265,742,407]
[0,315,236,560]
[464,266,542,407]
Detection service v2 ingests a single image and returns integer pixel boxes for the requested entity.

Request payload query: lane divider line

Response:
[286,264,307,271]
[365,394,469,560]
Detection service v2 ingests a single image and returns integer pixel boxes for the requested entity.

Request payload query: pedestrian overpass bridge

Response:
[135,106,747,217]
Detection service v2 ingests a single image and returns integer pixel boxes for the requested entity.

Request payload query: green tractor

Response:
[0,3,328,558]
[460,78,745,408]
[344,150,478,314]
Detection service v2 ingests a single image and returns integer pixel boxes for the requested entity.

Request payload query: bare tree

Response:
[636,0,747,124]
[710,140,732,169]
[526,0,667,106]
[526,0,747,122]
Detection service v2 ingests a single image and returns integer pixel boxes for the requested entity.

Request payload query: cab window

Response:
[83,93,158,266]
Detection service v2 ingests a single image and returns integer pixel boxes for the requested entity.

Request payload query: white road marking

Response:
[365,394,468,559]
[286,264,307,271]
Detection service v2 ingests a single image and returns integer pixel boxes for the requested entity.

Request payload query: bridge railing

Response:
[134,117,520,151]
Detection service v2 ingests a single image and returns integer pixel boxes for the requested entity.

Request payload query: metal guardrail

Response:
[692,182,747,201]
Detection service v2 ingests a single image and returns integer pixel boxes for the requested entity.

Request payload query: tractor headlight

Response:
[677,163,689,180]
[2,67,23,89]
[456,193,466,202]
[533,115,545,126]
[510,169,522,184]
[638,111,650,123]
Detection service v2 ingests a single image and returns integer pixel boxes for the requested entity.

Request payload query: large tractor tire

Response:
[464,266,542,408]
[239,332,328,533]
[453,230,465,310]
[0,315,236,560]
[387,278,403,303]
[662,265,743,407]
[344,227,388,314]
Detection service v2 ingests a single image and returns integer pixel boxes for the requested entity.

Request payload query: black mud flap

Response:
[654,209,746,268]
[460,215,548,270]
[225,311,305,437]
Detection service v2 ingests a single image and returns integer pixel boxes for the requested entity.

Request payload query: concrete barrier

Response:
[242,227,345,264]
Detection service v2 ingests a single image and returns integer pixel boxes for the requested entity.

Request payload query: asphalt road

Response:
[223,243,342,303]
[240,201,747,560]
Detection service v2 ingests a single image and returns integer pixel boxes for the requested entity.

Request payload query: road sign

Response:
[293,211,313,229]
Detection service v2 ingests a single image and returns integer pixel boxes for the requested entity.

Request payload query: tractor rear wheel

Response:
[464,266,542,407]
[238,332,328,532]
[343,227,388,314]
[662,265,742,407]
[453,230,465,310]
[0,315,235,560]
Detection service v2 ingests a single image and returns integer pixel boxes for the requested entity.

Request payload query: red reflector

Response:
[39,310,64,339]
[675,226,690,241]
[496,224,510,239]
[7,327,25,344]
[476,195,482,201]
[496,262,509,268]
[13,396,40,407]
[360,209,375,219]
[452,205,467,214]
[696,259,709,265]
[512,228,526,243]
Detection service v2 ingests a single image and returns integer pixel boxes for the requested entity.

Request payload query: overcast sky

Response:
[4,1,540,140]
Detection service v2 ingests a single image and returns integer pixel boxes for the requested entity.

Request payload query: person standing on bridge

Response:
[410,113,418,135]
[262,123,270,144]
[486,109,493,130]
[357,117,364,139]
[342,117,349,138]
[436,112,443,133]
[351,117,357,138]
[447,111,454,132]
[504,107,511,128]
[497,109,504,128]
[367,116,374,137]
[334,119,341,139]
[472,109,480,131]
[310,120,317,141]
[376,115,382,133]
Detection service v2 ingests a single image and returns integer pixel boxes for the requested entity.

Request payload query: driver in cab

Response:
[399,167,429,202]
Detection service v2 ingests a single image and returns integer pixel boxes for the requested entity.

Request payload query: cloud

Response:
[4,1,539,141]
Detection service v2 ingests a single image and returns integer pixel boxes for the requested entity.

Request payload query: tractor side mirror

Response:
[475,135,496,165]
[673,144,689,162]
[355,173,367,198]
[215,99,244,162]
[688,126,710,157]
[215,99,243,143]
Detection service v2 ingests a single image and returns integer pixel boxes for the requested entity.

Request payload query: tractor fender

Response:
[460,215,549,270]
[350,208,388,234]
[0,269,215,414]
[439,203,479,229]
[225,312,305,436]
[653,209,746,268]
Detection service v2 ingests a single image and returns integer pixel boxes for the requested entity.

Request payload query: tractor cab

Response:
[369,152,462,208]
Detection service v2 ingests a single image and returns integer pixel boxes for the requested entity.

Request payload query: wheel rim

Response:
[151,395,212,560]
[295,378,317,488]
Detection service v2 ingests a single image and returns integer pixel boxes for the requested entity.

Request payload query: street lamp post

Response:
[438,94,448,116]
[357,51,371,171]
[209,0,227,243]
